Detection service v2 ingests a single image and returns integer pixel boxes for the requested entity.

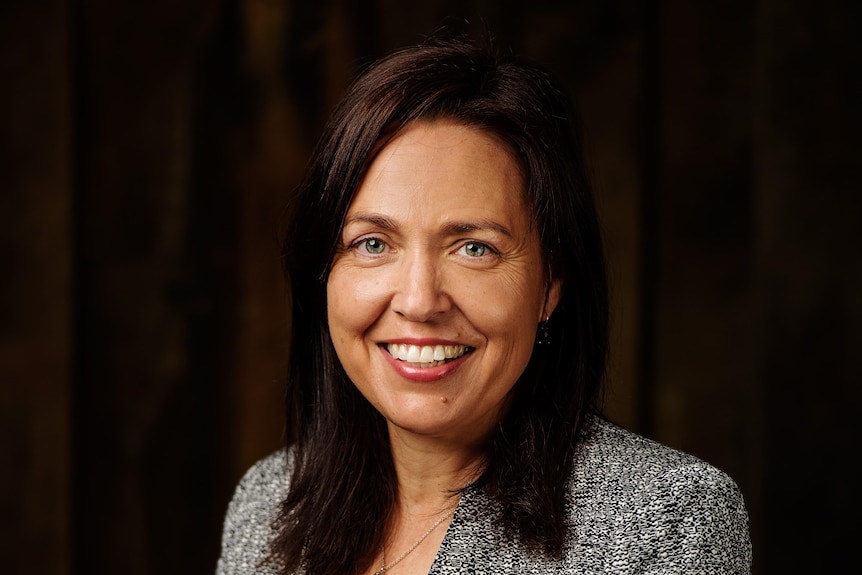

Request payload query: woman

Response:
[217,37,751,575]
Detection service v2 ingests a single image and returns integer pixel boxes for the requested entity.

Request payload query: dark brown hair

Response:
[269,34,608,575]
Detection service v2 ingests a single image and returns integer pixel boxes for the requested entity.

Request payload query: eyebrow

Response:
[343,213,399,231]
[343,212,513,238]
[442,220,513,238]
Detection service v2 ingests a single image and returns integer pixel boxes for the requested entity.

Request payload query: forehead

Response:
[348,120,528,219]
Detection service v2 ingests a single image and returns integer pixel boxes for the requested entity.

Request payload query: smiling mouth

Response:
[384,343,472,368]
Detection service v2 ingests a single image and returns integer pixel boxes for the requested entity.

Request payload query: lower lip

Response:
[380,346,469,382]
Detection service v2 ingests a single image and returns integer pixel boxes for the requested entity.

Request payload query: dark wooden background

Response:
[2,1,860,573]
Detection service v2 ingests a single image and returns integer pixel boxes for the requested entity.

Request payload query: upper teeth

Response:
[386,343,467,363]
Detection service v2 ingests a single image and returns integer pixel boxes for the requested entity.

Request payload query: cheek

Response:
[463,268,545,328]
[327,268,390,336]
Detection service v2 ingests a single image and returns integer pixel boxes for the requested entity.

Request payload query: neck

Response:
[387,424,485,513]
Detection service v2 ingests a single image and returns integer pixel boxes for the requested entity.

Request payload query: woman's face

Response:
[327,120,560,444]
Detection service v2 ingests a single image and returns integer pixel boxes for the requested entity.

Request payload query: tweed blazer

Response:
[216,415,751,574]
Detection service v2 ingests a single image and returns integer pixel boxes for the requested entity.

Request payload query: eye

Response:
[460,241,490,257]
[355,237,387,255]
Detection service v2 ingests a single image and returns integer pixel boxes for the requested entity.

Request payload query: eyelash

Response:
[456,241,497,258]
[348,237,498,258]
[351,237,388,255]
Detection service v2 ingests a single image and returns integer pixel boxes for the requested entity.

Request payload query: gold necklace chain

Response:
[374,510,454,575]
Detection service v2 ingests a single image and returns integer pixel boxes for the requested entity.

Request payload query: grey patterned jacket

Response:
[216,415,752,574]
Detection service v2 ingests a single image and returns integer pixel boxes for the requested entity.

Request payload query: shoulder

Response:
[216,450,293,575]
[568,415,752,573]
[575,414,734,484]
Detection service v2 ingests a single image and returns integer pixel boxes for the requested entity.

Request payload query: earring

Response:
[537,315,551,345]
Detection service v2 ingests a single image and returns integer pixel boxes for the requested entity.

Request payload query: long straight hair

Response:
[268,35,609,575]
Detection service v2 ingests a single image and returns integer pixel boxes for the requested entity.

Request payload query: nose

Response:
[391,251,451,322]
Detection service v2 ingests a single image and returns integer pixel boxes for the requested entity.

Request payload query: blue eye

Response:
[463,242,488,257]
[358,238,386,254]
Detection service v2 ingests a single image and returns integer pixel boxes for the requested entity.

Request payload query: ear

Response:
[541,277,563,321]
